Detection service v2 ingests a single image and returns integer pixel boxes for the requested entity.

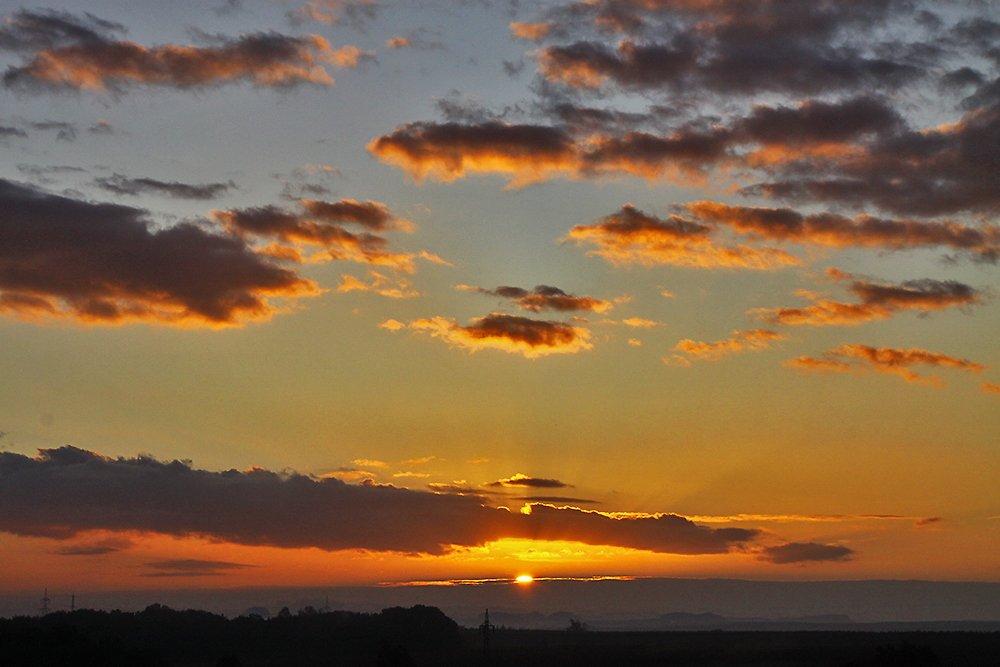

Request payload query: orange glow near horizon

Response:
[515,575,534,583]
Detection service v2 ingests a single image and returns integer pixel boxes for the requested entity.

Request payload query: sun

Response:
[515,575,534,583]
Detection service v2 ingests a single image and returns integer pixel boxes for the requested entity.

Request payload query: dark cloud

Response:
[785,344,988,387]
[369,96,906,187]
[513,496,599,504]
[688,202,1000,261]
[0,125,28,138]
[758,541,854,565]
[94,174,236,200]
[287,1,382,29]
[87,119,114,135]
[459,284,612,313]
[914,516,944,528]
[31,121,77,142]
[489,474,572,489]
[368,120,578,185]
[16,164,86,185]
[0,9,123,53]
[747,102,1000,218]
[214,198,422,272]
[55,536,133,556]
[0,179,318,327]
[535,0,925,97]
[1,12,344,92]
[382,313,594,358]
[566,204,799,269]
[0,446,760,556]
[142,559,255,576]
[750,269,984,327]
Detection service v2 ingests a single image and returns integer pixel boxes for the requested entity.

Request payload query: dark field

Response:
[2,605,998,666]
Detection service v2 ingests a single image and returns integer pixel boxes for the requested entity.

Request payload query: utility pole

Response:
[40,588,50,616]
[479,608,496,664]
[70,594,75,612]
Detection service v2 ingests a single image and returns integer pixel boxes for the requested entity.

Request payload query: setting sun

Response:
[515,575,534,584]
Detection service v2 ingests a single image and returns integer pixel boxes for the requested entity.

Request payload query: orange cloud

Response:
[337,272,419,298]
[5,32,344,92]
[510,22,552,41]
[213,199,424,273]
[982,382,1000,396]
[287,0,380,27]
[786,344,988,386]
[382,313,593,358]
[687,202,1000,259]
[751,272,982,327]
[671,329,788,362]
[367,121,579,186]
[566,205,800,269]
[458,284,612,313]
[0,179,320,328]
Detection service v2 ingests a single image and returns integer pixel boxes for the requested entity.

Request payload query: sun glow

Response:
[515,575,534,583]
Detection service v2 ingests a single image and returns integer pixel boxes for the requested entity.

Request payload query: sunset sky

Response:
[0,0,998,603]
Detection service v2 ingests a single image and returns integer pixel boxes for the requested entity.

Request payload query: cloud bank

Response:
[0,446,760,556]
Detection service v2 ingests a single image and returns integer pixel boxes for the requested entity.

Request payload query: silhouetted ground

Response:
[1,605,998,666]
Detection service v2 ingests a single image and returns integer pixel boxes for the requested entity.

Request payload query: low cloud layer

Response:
[0,179,318,327]
[0,446,760,556]
[380,313,593,358]
[786,344,988,387]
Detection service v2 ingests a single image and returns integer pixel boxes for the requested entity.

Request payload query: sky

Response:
[0,0,998,605]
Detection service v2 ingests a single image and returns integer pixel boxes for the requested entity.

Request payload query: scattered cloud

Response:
[87,119,114,135]
[687,202,1000,262]
[567,205,800,269]
[750,269,984,327]
[338,272,419,298]
[0,179,319,327]
[489,473,572,489]
[670,329,788,363]
[381,313,593,358]
[458,284,611,313]
[94,174,236,200]
[213,198,423,273]
[352,459,387,468]
[1,10,353,93]
[287,0,380,28]
[982,381,1000,396]
[914,516,944,528]
[786,344,988,386]
[402,456,435,466]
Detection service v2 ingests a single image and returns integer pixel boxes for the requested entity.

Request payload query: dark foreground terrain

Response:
[2,605,998,666]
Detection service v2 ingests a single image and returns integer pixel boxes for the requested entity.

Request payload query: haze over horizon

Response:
[1,0,998,614]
